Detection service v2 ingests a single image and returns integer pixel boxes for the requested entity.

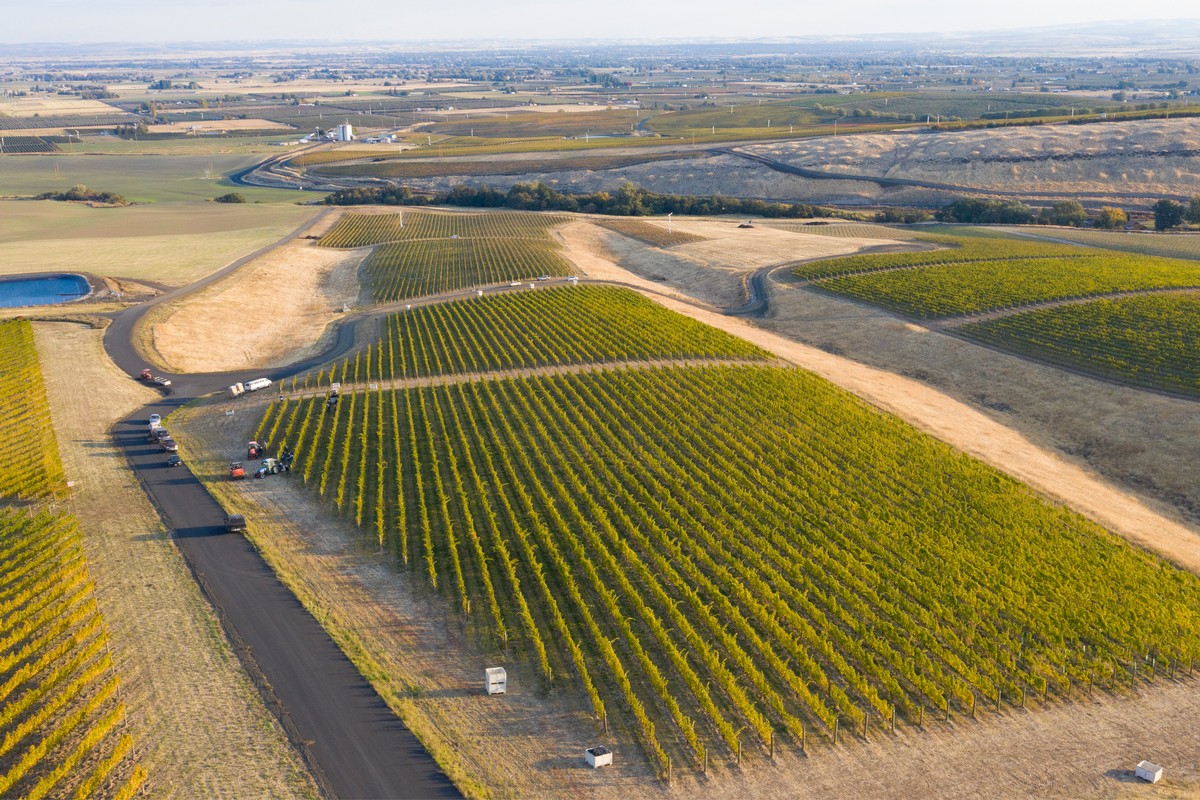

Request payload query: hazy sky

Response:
[4,1,1194,43]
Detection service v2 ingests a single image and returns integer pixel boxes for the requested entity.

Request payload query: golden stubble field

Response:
[33,322,316,799]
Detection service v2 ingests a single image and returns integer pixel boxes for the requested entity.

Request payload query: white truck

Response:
[229,378,272,397]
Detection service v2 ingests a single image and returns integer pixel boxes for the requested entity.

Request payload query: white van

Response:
[245,378,273,392]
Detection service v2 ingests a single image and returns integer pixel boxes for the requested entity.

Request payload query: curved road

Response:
[104,214,459,800]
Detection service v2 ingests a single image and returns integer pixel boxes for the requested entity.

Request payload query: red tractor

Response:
[139,368,153,381]
[247,441,265,460]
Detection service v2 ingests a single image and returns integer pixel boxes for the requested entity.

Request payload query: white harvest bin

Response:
[485,667,507,695]
[1136,761,1163,784]
[585,746,612,768]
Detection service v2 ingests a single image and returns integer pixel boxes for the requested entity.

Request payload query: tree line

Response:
[323,181,859,220]
[938,197,1200,231]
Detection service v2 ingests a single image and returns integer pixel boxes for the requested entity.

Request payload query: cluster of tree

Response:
[213,193,247,204]
[1153,197,1200,230]
[936,198,1040,225]
[874,207,933,224]
[323,181,859,220]
[36,184,126,205]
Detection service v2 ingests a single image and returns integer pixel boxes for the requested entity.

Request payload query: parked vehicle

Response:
[228,383,245,397]
[139,368,153,381]
[160,438,178,452]
[244,378,273,392]
[224,513,247,533]
[247,440,264,460]
[153,376,172,387]
[150,428,170,443]
[166,454,183,467]
[229,461,246,480]
[148,414,161,426]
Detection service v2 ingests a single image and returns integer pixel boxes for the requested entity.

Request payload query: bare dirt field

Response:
[566,220,906,308]
[0,95,124,118]
[33,322,316,800]
[148,238,365,372]
[146,119,293,133]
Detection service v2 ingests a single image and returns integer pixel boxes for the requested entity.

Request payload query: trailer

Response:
[228,383,245,397]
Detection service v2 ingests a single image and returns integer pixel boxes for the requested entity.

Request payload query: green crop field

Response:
[957,292,1200,395]
[0,153,313,204]
[257,364,1200,777]
[812,251,1200,318]
[792,234,1089,280]
[0,320,66,501]
[365,238,572,301]
[289,285,769,390]
[596,218,707,248]
[319,210,571,248]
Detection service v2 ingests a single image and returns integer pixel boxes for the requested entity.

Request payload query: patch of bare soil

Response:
[169,401,661,800]
[149,239,365,373]
[561,220,902,309]
[33,322,316,800]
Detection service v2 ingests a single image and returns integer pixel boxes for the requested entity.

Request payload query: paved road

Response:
[105,214,459,799]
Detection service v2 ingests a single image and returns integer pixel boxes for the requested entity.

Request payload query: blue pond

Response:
[0,274,91,309]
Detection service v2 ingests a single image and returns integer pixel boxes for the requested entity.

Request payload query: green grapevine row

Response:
[295,285,769,389]
[365,237,572,301]
[814,252,1200,318]
[319,210,572,248]
[792,234,1089,280]
[957,292,1200,395]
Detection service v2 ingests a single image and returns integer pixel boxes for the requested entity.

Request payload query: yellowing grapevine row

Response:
[256,364,1200,776]
[0,509,146,799]
[0,320,67,502]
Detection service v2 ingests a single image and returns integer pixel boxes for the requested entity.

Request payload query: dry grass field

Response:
[33,322,317,799]
[0,201,316,284]
[0,94,123,118]
[746,118,1200,197]
[148,238,365,372]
